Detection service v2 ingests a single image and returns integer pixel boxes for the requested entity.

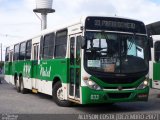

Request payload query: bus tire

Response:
[52,81,72,107]
[16,78,20,93]
[20,77,27,94]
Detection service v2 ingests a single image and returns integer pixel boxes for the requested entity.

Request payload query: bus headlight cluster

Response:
[83,77,101,90]
[137,79,149,90]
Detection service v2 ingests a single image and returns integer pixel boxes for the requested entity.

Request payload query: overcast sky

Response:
[0,0,160,60]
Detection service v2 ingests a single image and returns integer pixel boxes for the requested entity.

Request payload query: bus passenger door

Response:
[152,41,160,89]
[69,34,81,100]
[32,43,39,90]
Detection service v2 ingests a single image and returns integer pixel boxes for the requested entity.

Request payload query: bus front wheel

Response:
[52,81,72,107]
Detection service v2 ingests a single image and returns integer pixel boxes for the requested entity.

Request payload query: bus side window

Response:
[5,47,10,62]
[40,37,43,59]
[13,44,20,61]
[42,33,55,59]
[55,29,67,58]
[26,40,32,60]
[154,41,160,62]
[9,51,13,62]
[76,36,82,65]
[19,42,26,60]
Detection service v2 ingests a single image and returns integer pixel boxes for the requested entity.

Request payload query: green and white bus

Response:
[149,35,160,89]
[5,16,151,106]
[146,21,160,90]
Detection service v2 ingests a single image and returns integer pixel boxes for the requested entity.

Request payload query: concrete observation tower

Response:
[33,0,55,30]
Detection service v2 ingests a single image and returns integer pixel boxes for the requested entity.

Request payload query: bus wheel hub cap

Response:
[57,87,64,100]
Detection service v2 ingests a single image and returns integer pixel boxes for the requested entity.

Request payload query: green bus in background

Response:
[149,35,160,89]
[4,16,151,106]
[146,22,160,90]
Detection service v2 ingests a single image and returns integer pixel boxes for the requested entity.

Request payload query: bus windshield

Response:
[84,31,148,74]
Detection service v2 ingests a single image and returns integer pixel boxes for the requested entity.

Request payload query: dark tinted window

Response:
[76,36,82,65]
[19,42,26,60]
[26,40,32,60]
[5,47,10,61]
[40,37,43,59]
[55,29,67,58]
[9,51,13,62]
[41,33,55,59]
[154,41,160,62]
[33,44,39,60]
[13,44,19,61]
[70,37,75,65]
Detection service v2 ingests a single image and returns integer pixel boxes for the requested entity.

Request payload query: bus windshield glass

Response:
[84,31,148,73]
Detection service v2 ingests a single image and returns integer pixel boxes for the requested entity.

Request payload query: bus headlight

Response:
[83,77,101,90]
[137,79,149,90]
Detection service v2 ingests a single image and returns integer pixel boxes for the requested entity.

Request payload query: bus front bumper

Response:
[81,86,149,104]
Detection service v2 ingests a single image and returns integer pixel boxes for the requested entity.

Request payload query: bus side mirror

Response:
[148,36,153,61]
[149,36,153,48]
[81,37,86,49]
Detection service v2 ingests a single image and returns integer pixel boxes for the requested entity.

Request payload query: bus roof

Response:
[146,21,160,35]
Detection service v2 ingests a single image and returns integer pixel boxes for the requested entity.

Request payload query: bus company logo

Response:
[23,64,31,77]
[40,66,51,77]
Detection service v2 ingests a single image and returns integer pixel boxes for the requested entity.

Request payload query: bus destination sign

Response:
[85,17,146,34]
[94,20,136,29]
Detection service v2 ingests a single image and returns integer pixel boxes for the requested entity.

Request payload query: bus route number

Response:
[91,95,99,100]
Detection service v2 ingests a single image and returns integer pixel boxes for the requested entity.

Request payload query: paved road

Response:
[0,79,160,114]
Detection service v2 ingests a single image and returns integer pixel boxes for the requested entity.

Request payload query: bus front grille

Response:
[98,77,140,84]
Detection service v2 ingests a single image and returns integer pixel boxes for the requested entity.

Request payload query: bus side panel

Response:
[4,62,12,83]
[12,60,32,87]
[23,61,33,89]
[35,58,69,95]
[38,59,68,83]
[152,63,160,89]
